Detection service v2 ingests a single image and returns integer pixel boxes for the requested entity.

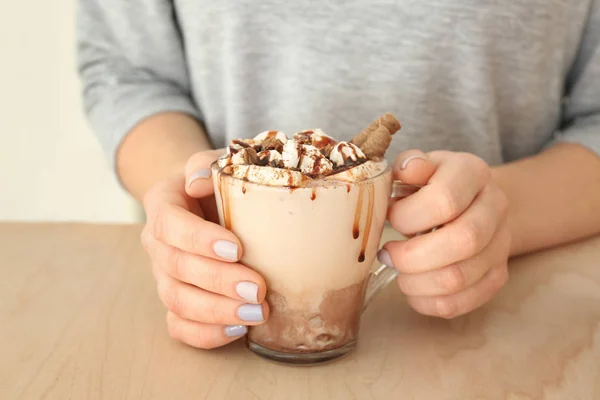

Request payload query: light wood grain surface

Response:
[0,223,598,400]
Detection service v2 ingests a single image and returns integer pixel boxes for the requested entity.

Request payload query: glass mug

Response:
[211,161,423,364]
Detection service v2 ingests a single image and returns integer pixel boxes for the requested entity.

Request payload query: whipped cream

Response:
[254,130,288,143]
[230,148,256,165]
[329,142,366,167]
[293,129,337,150]
[281,141,333,175]
[228,164,305,187]
[297,145,333,175]
[216,129,382,186]
[257,149,283,166]
[282,140,301,169]
[325,159,387,182]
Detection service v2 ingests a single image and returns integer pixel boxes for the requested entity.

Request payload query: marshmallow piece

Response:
[231,148,258,165]
[325,160,388,182]
[228,138,262,153]
[231,149,247,165]
[298,145,334,176]
[227,143,243,155]
[257,149,283,166]
[329,142,367,167]
[293,129,337,150]
[254,130,288,143]
[230,165,305,187]
[282,140,301,169]
[216,155,231,169]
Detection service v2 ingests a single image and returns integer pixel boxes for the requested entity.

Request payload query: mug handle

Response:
[363,181,437,310]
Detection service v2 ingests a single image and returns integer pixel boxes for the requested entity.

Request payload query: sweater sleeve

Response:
[549,4,600,156]
[76,0,202,168]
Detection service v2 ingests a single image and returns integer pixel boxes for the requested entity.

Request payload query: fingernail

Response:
[237,304,264,322]
[400,155,427,170]
[224,324,248,338]
[213,240,238,261]
[236,281,259,303]
[186,168,211,188]
[377,248,395,269]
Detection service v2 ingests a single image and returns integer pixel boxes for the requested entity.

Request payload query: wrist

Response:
[491,143,600,256]
[117,112,213,201]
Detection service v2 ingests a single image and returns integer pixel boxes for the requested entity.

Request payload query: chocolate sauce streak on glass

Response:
[218,173,232,230]
[353,186,364,240]
[358,184,375,263]
[346,185,351,193]
[242,182,247,194]
[310,187,316,201]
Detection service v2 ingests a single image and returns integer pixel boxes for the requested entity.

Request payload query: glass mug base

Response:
[247,339,356,365]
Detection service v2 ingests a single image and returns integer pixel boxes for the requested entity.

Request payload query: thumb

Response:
[185,149,224,198]
[393,150,437,185]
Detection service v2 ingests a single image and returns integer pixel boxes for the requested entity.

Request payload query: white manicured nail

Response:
[400,155,427,170]
[186,168,211,188]
[213,240,238,261]
[237,304,264,322]
[377,249,395,269]
[236,281,259,303]
[225,325,248,338]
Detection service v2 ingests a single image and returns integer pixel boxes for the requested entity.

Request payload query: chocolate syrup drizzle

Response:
[353,184,375,263]
[231,139,251,149]
[217,173,232,230]
[352,188,364,240]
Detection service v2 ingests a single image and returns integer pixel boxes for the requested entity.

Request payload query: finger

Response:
[166,312,247,349]
[393,150,437,185]
[151,239,266,303]
[146,201,242,261]
[396,222,511,296]
[406,263,509,319]
[156,273,270,325]
[384,183,508,273]
[388,151,491,235]
[185,150,224,198]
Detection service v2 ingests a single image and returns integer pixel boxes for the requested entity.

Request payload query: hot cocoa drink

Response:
[212,114,400,362]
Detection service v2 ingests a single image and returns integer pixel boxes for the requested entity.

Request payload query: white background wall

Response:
[0,1,141,222]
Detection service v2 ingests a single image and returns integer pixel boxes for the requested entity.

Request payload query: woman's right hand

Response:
[140,150,269,349]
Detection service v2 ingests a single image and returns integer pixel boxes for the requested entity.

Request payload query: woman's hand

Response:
[380,150,511,319]
[140,150,269,348]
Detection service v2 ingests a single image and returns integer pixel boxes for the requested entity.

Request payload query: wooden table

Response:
[1,224,599,400]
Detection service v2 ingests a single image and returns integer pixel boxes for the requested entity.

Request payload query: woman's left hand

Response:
[380,150,511,318]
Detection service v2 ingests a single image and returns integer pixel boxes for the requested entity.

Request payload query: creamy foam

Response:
[329,142,366,167]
